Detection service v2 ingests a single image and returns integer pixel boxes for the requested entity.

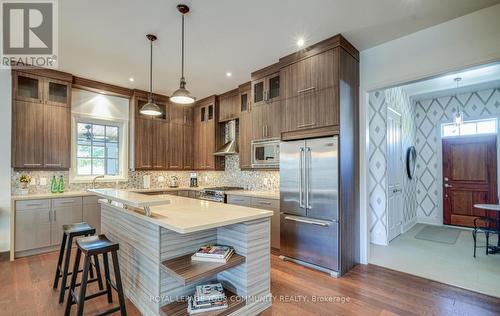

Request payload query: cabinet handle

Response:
[59,201,74,204]
[284,215,331,227]
[23,163,41,166]
[49,210,51,222]
[26,203,42,207]
[297,87,316,94]
[297,122,316,128]
[258,201,272,205]
[45,163,61,167]
[53,210,57,222]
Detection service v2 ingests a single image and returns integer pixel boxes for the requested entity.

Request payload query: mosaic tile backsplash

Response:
[11,155,279,195]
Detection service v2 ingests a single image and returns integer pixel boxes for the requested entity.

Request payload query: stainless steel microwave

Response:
[251,138,280,168]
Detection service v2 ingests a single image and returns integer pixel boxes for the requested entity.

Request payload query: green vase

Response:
[58,175,65,193]
[51,176,58,193]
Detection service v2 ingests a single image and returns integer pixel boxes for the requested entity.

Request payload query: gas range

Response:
[199,186,244,203]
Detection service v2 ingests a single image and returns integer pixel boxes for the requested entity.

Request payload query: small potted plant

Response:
[19,175,32,195]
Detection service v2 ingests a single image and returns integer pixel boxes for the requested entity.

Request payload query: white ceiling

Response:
[401,63,500,100]
[59,0,500,99]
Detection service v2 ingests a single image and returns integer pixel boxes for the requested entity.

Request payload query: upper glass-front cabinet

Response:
[46,79,70,106]
[14,73,43,103]
[14,72,71,106]
[252,73,280,106]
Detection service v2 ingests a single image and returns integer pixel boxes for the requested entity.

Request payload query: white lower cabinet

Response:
[15,196,88,254]
[15,208,51,252]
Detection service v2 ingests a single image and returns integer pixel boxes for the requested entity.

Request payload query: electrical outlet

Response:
[39,178,47,186]
[158,176,165,182]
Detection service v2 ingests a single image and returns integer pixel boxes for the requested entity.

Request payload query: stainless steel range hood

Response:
[214,120,238,156]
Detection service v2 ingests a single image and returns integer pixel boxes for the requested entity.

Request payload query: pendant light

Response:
[453,77,463,127]
[170,4,196,104]
[140,34,162,116]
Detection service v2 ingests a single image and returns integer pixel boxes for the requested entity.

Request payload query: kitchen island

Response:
[88,189,273,316]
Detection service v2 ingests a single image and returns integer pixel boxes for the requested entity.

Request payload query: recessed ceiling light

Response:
[129,77,135,82]
[226,72,232,77]
[297,38,305,47]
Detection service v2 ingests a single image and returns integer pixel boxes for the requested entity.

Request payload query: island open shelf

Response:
[89,189,273,316]
[160,288,245,316]
[161,253,246,286]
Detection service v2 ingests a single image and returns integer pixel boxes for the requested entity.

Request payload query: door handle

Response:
[299,147,304,208]
[306,147,312,209]
[285,215,331,227]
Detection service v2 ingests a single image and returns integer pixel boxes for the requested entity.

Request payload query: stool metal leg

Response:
[102,252,113,304]
[76,255,91,316]
[93,254,104,290]
[64,248,82,316]
[112,251,127,316]
[53,232,67,289]
[59,235,74,304]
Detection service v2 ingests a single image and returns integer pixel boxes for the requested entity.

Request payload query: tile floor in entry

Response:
[371,223,500,298]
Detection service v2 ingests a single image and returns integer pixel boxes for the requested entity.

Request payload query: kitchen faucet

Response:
[92,175,105,189]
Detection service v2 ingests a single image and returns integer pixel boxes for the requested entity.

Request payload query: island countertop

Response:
[92,188,273,234]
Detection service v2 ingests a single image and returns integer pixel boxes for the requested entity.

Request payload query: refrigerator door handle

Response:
[299,147,305,208]
[306,147,312,209]
[284,215,333,227]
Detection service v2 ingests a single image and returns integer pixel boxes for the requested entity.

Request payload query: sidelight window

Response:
[441,118,497,138]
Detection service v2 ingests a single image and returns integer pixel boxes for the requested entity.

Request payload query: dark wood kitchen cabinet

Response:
[193,96,224,170]
[251,101,281,140]
[168,104,193,170]
[238,82,252,169]
[132,90,169,170]
[218,88,239,122]
[11,69,72,169]
[279,35,358,140]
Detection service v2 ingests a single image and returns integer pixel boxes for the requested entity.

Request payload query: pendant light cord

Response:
[149,38,153,101]
[181,13,185,81]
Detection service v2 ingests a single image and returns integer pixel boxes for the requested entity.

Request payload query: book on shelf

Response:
[187,283,228,315]
[195,283,225,302]
[192,245,233,259]
[191,248,234,263]
[188,296,228,314]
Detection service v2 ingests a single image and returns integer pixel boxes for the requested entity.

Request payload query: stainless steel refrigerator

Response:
[280,136,339,272]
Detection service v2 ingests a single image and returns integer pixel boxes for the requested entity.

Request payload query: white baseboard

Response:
[402,217,417,233]
[417,216,442,226]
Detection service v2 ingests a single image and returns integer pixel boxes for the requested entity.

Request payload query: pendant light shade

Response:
[170,4,196,105]
[140,34,162,116]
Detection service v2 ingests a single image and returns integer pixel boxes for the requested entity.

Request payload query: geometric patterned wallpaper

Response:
[414,87,500,222]
[369,87,417,245]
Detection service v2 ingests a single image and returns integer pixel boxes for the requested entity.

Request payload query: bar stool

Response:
[65,234,127,316]
[53,222,103,304]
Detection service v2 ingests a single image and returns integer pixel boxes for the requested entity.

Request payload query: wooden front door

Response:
[443,135,498,227]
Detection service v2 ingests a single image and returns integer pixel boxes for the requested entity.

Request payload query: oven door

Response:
[251,139,280,168]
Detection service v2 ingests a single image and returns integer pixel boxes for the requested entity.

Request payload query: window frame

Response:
[70,114,129,183]
[441,117,498,138]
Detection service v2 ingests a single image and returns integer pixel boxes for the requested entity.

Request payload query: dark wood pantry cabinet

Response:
[11,70,72,169]
[132,90,170,170]
[238,82,252,169]
[193,96,224,170]
[168,104,194,170]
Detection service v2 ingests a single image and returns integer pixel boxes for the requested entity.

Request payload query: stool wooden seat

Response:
[52,222,103,304]
[65,234,127,316]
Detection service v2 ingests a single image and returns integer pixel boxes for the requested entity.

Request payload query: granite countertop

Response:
[101,193,273,234]
[225,190,280,200]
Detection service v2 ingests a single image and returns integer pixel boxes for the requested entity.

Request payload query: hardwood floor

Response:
[1,251,499,315]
